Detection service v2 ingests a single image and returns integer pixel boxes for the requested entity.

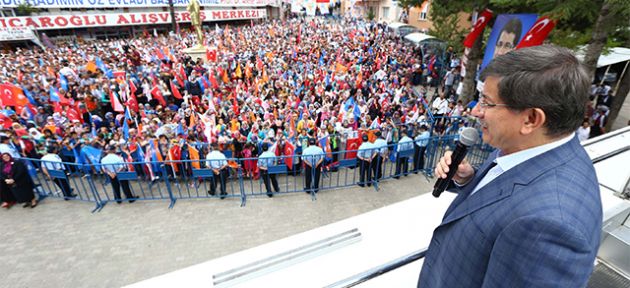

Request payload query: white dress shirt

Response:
[41,153,64,171]
[470,134,575,196]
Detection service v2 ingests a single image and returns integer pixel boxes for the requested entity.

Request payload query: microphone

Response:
[432,127,479,198]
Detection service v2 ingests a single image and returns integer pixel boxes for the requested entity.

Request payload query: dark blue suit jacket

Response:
[418,136,602,288]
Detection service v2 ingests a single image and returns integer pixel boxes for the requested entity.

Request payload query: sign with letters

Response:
[0,9,267,31]
[0,26,37,41]
[0,0,278,8]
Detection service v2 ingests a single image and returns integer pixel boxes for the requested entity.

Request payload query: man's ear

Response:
[521,108,546,135]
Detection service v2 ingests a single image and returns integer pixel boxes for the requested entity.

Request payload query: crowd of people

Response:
[0,12,621,209]
[20,12,623,207]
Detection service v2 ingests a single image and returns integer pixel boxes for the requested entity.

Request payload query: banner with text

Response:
[0,10,267,31]
[0,26,37,41]
[0,0,278,8]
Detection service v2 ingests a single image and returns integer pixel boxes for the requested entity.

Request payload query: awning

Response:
[403,32,436,44]
[577,47,630,68]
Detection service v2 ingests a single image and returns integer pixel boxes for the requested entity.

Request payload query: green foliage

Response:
[396,0,422,9]
[429,2,468,53]
[548,27,593,49]
[15,3,38,16]
[430,0,628,53]
[367,9,375,21]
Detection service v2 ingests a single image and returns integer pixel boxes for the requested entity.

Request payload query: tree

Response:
[15,3,39,16]
[366,8,376,21]
[608,63,630,130]
[429,2,468,53]
[408,0,630,126]
[579,0,630,131]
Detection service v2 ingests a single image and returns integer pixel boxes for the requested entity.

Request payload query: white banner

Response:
[0,0,278,8]
[0,26,37,41]
[0,9,267,31]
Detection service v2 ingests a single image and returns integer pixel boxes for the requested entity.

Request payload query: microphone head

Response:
[459,127,479,147]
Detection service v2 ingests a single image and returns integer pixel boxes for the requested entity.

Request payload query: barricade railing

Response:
[22,133,493,212]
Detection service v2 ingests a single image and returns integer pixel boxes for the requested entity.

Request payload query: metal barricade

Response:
[21,132,493,212]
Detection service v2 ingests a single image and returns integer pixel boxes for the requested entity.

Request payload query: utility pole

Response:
[169,0,177,32]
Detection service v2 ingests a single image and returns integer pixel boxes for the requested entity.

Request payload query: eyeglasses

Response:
[477,96,510,112]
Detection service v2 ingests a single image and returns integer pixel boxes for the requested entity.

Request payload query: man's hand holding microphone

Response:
[432,127,479,197]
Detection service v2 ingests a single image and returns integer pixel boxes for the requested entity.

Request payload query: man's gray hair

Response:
[480,45,589,137]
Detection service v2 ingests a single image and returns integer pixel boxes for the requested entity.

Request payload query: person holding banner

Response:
[418,45,601,288]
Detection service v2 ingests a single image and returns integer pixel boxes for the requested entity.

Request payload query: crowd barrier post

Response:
[236,160,246,207]
[160,163,177,209]
[84,173,107,213]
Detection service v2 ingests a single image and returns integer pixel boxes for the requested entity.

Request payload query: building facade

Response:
[407,1,470,33]
[341,0,470,34]
[0,0,280,43]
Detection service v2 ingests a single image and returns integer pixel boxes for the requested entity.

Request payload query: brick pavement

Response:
[0,173,435,288]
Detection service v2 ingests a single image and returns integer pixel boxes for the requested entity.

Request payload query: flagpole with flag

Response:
[515,16,556,49]
[463,9,493,48]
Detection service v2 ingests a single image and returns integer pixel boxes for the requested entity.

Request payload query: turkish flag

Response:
[53,101,63,113]
[0,84,17,107]
[151,86,167,106]
[179,65,187,83]
[170,80,183,99]
[127,96,139,112]
[463,9,493,48]
[208,71,219,89]
[516,16,556,49]
[345,137,362,160]
[206,48,217,62]
[284,141,295,168]
[67,107,81,122]
[0,113,13,129]
[129,80,137,95]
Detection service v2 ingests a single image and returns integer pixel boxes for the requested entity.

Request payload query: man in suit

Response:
[418,45,602,288]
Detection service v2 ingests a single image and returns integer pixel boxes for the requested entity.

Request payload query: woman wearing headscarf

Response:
[0,153,37,208]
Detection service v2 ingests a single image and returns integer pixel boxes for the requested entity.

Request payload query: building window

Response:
[382,7,389,20]
[418,0,429,21]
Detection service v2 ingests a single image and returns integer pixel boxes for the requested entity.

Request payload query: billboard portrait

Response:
[480,14,538,71]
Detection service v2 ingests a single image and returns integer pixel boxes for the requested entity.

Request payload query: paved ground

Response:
[0,172,435,288]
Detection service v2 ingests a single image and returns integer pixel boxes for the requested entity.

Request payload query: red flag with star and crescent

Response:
[67,106,81,123]
[515,16,556,49]
[0,83,28,107]
[206,48,217,62]
[463,9,493,48]
[129,80,137,95]
[283,141,295,168]
[345,137,362,160]
[151,86,167,107]
[170,80,183,99]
